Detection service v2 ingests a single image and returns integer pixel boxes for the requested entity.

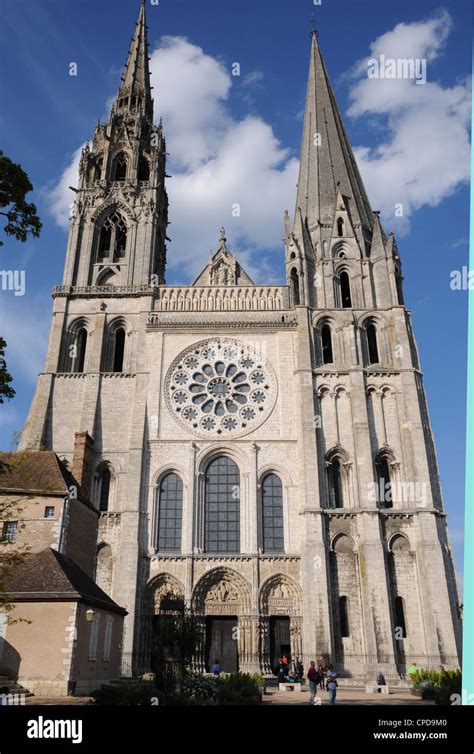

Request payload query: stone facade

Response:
[18,4,461,682]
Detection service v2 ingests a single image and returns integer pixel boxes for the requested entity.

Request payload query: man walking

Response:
[307,661,320,705]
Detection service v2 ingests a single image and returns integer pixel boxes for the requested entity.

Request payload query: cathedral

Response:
[19,1,462,681]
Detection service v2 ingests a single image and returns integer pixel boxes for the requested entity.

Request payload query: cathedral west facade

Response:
[19,1,462,680]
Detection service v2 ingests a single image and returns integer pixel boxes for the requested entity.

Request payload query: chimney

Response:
[72,432,94,501]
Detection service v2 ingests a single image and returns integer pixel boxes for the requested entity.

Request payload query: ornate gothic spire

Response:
[295,29,373,238]
[114,0,153,119]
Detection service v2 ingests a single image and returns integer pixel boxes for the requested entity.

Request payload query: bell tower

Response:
[63,0,168,289]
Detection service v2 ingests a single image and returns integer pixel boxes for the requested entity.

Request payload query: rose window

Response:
[165,338,277,437]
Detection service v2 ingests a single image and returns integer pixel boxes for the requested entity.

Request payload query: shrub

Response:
[179,673,218,706]
[90,683,165,706]
[216,672,262,704]
[410,669,461,706]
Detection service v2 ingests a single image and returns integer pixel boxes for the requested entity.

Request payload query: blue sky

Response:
[0,0,471,581]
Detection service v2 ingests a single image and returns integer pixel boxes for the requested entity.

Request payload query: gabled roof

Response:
[2,548,127,616]
[0,451,78,497]
[192,228,255,287]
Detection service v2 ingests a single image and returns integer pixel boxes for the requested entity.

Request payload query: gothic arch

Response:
[151,464,188,489]
[92,200,136,225]
[388,532,411,553]
[330,532,356,553]
[257,464,293,489]
[102,317,130,372]
[325,445,352,509]
[62,317,91,373]
[96,543,113,595]
[146,573,185,615]
[259,574,302,616]
[94,461,116,512]
[196,444,248,475]
[192,567,252,615]
[313,314,340,366]
[331,241,351,258]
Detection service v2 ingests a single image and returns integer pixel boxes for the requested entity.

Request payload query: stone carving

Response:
[147,574,184,613]
[260,575,302,616]
[206,581,239,604]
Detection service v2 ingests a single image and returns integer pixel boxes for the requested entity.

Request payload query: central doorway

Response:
[205,617,238,672]
[270,616,291,670]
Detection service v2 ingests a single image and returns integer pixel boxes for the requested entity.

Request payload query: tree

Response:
[0,151,42,247]
[0,455,32,622]
[0,337,15,405]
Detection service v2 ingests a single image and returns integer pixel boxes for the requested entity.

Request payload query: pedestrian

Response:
[211,659,221,676]
[408,662,418,682]
[326,664,338,705]
[318,663,325,690]
[295,657,304,680]
[307,660,320,705]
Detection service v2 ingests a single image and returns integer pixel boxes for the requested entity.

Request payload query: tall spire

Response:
[114,0,153,118]
[295,30,373,237]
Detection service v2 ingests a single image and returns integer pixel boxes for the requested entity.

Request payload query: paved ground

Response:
[25,696,92,705]
[263,687,434,706]
[22,687,432,706]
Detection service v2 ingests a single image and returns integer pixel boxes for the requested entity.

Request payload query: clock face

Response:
[165,337,277,438]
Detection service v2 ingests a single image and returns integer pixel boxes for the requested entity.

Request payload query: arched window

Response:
[394,596,407,638]
[290,268,300,306]
[157,473,183,552]
[204,457,240,553]
[337,217,344,237]
[112,152,127,181]
[74,328,87,373]
[376,454,392,509]
[93,158,103,182]
[395,268,404,306]
[98,467,111,512]
[321,324,334,364]
[328,457,343,508]
[339,271,352,308]
[366,323,379,364]
[339,596,349,637]
[97,211,127,261]
[113,328,125,372]
[138,156,150,181]
[96,543,113,594]
[261,473,284,553]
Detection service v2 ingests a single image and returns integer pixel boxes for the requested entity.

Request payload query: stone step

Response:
[0,678,34,697]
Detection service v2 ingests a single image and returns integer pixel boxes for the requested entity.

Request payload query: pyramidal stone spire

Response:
[295,29,374,242]
[114,0,153,118]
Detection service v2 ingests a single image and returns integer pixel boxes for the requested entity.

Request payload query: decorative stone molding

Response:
[53,285,154,298]
[155,285,289,313]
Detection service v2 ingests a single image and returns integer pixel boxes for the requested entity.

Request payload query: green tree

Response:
[0,151,42,247]
[0,337,15,406]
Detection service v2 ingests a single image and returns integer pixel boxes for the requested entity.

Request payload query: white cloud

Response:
[347,10,471,234]
[45,19,470,276]
[0,297,49,384]
[45,36,298,282]
[44,143,85,229]
[150,37,298,279]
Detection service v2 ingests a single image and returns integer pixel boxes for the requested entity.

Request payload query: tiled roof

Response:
[2,548,127,616]
[0,451,80,497]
